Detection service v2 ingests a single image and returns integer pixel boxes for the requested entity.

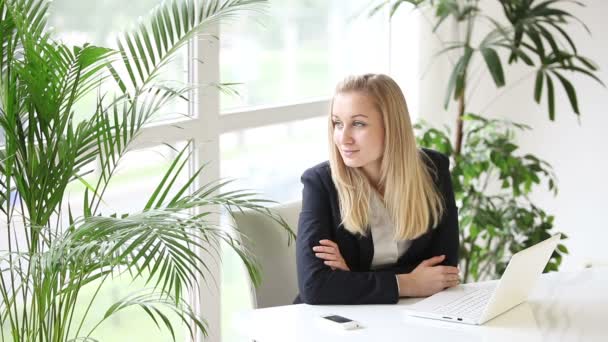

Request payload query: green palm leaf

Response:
[96,290,206,340]
[115,0,266,93]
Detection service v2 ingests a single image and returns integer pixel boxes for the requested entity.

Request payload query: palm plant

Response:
[0,0,292,341]
[372,0,602,282]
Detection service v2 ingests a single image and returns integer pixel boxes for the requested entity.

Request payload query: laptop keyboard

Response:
[432,288,494,318]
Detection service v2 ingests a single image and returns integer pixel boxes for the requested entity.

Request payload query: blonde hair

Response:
[328,74,444,240]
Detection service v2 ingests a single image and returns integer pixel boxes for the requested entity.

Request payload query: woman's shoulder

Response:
[300,161,337,197]
[301,161,331,180]
[419,148,450,171]
[419,148,451,186]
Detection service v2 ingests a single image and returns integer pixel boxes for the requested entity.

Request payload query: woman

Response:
[295,74,459,305]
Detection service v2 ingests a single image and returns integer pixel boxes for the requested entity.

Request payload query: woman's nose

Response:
[339,128,353,145]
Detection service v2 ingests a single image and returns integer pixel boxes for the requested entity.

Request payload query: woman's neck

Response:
[362,162,383,195]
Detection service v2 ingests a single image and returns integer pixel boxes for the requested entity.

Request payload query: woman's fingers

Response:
[313,241,341,257]
[324,260,348,271]
[319,239,338,248]
[444,279,460,288]
[312,246,335,254]
[314,240,349,271]
[435,270,460,284]
[443,274,460,282]
[313,245,340,261]
[419,255,445,267]
[439,266,460,274]
[441,272,460,288]
[315,252,338,261]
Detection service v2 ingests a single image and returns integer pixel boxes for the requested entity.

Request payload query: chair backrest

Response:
[231,201,301,308]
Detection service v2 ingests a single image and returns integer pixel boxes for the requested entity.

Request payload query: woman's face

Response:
[331,92,385,179]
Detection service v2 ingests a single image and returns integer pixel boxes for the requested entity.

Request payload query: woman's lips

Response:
[342,150,359,158]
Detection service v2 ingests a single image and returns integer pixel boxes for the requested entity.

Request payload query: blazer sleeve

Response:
[427,152,460,267]
[296,168,399,304]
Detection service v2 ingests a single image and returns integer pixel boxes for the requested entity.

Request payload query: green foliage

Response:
[378,0,603,119]
[416,116,567,282]
[0,0,293,341]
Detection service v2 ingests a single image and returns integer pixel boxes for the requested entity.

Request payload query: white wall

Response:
[412,0,608,270]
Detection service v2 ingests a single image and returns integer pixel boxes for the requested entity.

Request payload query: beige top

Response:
[369,191,412,269]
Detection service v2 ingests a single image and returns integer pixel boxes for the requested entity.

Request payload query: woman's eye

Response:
[353,121,366,127]
[333,121,343,128]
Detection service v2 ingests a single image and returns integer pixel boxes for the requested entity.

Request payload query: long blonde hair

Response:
[328,74,444,240]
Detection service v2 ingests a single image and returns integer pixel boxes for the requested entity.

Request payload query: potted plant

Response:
[0,0,292,340]
[372,0,603,282]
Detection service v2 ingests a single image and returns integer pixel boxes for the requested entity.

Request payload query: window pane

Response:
[220,116,328,202]
[220,116,328,342]
[62,143,189,341]
[220,0,389,111]
[48,0,188,123]
[65,143,188,215]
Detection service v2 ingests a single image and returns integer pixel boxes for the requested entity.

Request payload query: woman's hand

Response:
[312,239,350,271]
[397,255,459,297]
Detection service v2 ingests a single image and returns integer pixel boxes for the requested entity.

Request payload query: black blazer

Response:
[294,148,459,305]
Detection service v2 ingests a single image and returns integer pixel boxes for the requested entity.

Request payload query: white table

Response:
[234,268,608,341]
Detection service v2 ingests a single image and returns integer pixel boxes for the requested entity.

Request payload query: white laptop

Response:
[403,234,561,325]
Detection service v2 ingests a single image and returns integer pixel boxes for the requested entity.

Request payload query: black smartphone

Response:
[320,314,361,330]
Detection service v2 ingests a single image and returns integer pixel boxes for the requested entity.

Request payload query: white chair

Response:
[231,201,301,308]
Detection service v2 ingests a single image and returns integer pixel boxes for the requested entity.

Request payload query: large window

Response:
[47,1,190,341]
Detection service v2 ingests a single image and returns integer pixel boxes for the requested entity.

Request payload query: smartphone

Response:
[320,314,361,330]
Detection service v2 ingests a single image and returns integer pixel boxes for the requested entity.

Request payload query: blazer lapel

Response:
[358,226,374,271]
